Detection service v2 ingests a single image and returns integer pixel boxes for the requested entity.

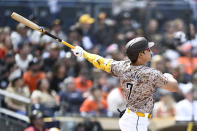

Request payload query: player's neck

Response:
[132,62,145,66]
[132,59,146,66]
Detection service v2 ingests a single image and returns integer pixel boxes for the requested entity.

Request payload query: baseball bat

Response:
[11,12,75,49]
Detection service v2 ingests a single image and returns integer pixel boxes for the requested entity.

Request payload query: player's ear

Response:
[137,52,141,60]
[138,52,143,57]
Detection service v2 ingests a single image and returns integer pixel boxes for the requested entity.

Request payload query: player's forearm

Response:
[71,46,113,73]
[163,73,178,92]
[167,77,178,92]
[83,51,113,73]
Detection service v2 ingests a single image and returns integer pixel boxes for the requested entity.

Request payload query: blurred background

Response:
[0,0,197,131]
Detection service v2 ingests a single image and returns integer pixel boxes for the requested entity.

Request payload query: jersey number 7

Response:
[126,83,133,100]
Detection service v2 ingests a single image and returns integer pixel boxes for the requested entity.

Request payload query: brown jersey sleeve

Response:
[154,70,168,88]
[110,60,130,77]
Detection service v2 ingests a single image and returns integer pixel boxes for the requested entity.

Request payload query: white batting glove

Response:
[71,46,84,57]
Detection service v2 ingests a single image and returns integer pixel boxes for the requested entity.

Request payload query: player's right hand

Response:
[71,46,84,57]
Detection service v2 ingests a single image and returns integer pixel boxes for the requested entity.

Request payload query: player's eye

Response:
[145,48,151,52]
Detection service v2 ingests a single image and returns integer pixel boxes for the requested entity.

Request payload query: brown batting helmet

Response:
[126,37,154,62]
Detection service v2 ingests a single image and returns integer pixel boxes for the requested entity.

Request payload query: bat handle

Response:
[44,31,75,49]
[61,41,75,49]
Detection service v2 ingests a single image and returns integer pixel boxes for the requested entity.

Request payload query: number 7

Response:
[126,83,133,100]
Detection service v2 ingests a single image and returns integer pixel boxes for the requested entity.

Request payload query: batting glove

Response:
[71,46,84,57]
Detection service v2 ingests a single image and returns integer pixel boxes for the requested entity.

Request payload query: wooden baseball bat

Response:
[11,12,75,49]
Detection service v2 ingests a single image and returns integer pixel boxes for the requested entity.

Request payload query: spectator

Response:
[67,25,83,50]
[0,27,13,58]
[176,83,197,121]
[2,35,13,54]
[173,19,185,32]
[171,64,191,83]
[50,62,67,92]
[42,43,61,73]
[31,78,59,117]
[106,43,125,61]
[29,30,42,46]
[94,72,118,100]
[15,43,33,71]
[59,77,84,114]
[5,69,30,115]
[10,23,29,50]
[177,43,197,75]
[153,93,176,118]
[80,86,107,116]
[78,14,95,50]
[2,26,11,37]
[150,55,167,73]
[74,70,93,93]
[50,19,67,44]
[24,110,49,131]
[145,19,161,43]
[94,73,108,91]
[107,86,126,116]
[118,11,135,34]
[94,12,117,48]
[23,60,46,93]
[0,53,15,89]
[160,21,176,51]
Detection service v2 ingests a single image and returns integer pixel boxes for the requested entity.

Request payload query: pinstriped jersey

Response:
[110,60,168,113]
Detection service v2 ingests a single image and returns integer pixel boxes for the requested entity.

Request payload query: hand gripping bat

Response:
[11,12,75,49]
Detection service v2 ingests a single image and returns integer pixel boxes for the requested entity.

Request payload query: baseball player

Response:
[72,37,178,131]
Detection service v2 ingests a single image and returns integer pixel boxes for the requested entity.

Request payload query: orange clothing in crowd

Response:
[74,77,93,92]
[80,97,107,113]
[177,56,197,75]
[0,46,6,59]
[23,71,46,92]
[102,92,108,101]
[24,126,49,131]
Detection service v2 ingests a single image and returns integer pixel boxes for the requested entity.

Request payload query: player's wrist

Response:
[72,46,84,57]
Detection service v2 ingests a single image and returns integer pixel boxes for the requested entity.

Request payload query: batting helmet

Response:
[126,37,154,62]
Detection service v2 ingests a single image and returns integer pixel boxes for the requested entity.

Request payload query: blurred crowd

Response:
[1,9,197,126]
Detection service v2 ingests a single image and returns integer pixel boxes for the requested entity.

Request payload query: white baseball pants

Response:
[119,109,149,131]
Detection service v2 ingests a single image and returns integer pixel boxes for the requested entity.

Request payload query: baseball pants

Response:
[119,109,149,131]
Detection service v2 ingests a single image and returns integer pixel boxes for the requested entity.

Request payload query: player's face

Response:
[142,48,152,63]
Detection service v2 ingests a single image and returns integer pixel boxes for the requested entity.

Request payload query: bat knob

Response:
[39,27,45,33]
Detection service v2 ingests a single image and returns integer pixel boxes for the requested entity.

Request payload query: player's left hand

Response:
[71,46,84,57]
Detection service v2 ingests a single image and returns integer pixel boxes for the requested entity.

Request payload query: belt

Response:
[127,109,152,118]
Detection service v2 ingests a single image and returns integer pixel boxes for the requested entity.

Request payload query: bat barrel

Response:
[11,12,75,49]
[11,12,42,32]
